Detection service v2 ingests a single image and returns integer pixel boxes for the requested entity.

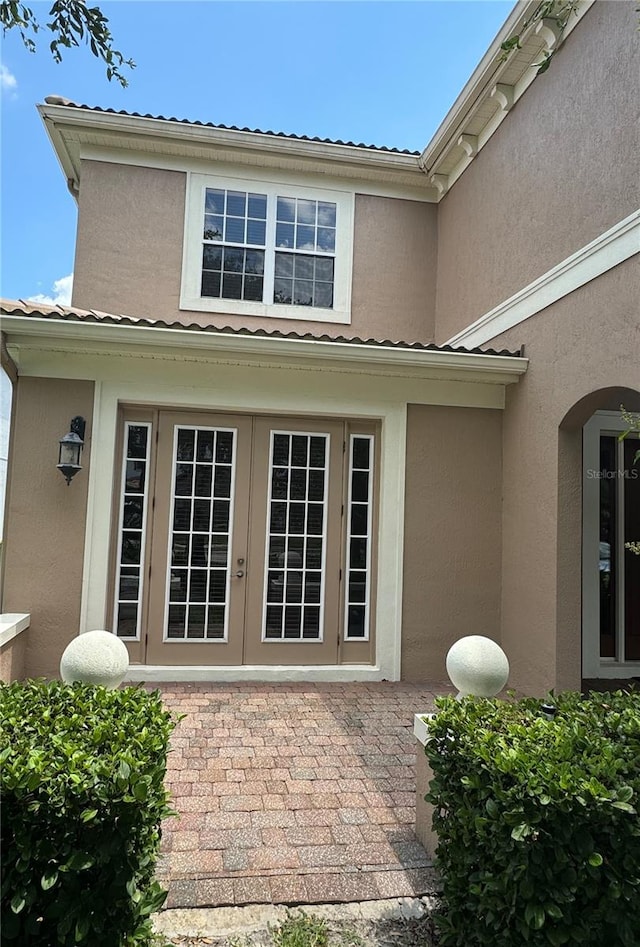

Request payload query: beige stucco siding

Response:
[2,378,94,679]
[351,195,437,342]
[435,0,640,344]
[401,403,503,681]
[489,258,640,695]
[71,161,437,341]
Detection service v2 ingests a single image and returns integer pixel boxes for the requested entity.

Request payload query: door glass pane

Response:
[345,435,374,640]
[114,423,151,639]
[599,436,616,657]
[624,437,640,660]
[165,426,235,641]
[263,431,329,641]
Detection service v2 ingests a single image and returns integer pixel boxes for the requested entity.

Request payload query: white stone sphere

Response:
[60,630,129,689]
[446,635,509,698]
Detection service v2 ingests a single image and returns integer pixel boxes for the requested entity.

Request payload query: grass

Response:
[270,911,329,947]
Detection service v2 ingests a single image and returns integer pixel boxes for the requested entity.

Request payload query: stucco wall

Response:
[435,0,640,343]
[488,258,640,695]
[72,161,437,342]
[401,403,503,681]
[2,377,94,679]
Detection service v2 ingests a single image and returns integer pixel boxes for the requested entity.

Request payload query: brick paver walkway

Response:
[155,681,453,909]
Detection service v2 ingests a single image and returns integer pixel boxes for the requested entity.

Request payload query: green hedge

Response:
[424,691,640,947]
[1,680,176,946]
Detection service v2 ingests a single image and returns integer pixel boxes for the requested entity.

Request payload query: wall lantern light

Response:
[57,416,86,485]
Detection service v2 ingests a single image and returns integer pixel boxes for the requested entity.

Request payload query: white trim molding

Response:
[124,664,389,683]
[446,211,640,349]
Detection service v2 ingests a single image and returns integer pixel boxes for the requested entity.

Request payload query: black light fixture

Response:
[57,416,86,485]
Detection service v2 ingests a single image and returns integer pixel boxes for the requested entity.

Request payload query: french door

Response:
[583,411,640,676]
[111,409,375,666]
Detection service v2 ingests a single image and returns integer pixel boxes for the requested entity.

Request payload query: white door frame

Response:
[582,410,640,678]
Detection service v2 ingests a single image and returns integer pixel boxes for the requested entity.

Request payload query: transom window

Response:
[182,173,353,324]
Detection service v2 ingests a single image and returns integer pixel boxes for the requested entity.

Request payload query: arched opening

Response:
[557,387,640,690]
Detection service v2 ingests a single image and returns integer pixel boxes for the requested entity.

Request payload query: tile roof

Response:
[1,299,522,358]
[43,96,421,156]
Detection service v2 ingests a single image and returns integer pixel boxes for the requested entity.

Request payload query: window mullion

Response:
[263,190,277,305]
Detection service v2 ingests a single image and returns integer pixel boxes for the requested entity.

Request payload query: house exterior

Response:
[1,0,638,694]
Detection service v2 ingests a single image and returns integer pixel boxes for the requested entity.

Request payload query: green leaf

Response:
[588,852,603,867]
[10,893,26,914]
[524,903,545,930]
[511,823,533,842]
[117,759,131,780]
[80,808,98,822]
[41,868,59,890]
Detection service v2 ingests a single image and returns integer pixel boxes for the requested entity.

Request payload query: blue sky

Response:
[1,0,512,305]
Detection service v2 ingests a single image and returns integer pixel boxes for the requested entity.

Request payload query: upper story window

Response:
[181,173,354,324]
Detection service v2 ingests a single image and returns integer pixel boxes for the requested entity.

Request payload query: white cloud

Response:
[29,273,74,307]
[1,64,17,93]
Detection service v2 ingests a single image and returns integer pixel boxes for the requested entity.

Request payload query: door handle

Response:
[235,570,245,578]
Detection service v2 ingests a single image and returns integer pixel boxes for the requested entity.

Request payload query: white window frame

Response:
[261,430,330,643]
[344,434,374,642]
[162,423,238,644]
[181,171,354,324]
[582,410,640,678]
[113,421,152,641]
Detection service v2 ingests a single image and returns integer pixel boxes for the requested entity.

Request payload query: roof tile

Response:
[1,298,521,358]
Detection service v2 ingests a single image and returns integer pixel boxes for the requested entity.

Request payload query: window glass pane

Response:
[248,193,267,218]
[167,604,186,638]
[187,605,206,638]
[313,283,333,309]
[350,504,368,536]
[271,467,288,499]
[205,189,225,214]
[297,200,316,224]
[351,470,369,503]
[125,461,145,493]
[277,197,296,222]
[225,217,245,244]
[302,607,320,639]
[203,244,222,270]
[315,257,334,281]
[121,532,142,564]
[244,275,263,301]
[117,604,138,638]
[226,191,246,216]
[195,465,213,497]
[265,605,283,638]
[276,223,294,248]
[201,272,221,298]
[347,605,366,638]
[294,256,314,279]
[119,569,139,601]
[296,226,315,250]
[275,253,294,277]
[175,463,193,496]
[216,431,233,463]
[207,605,226,638]
[293,280,313,305]
[192,499,211,531]
[123,497,144,529]
[306,538,322,568]
[317,228,335,252]
[222,273,242,299]
[127,426,148,459]
[197,430,214,461]
[214,465,232,497]
[189,570,208,602]
[274,278,293,305]
[284,605,302,638]
[177,429,195,461]
[244,249,264,275]
[350,537,367,569]
[318,201,336,227]
[246,219,266,246]
[290,468,306,500]
[223,248,244,273]
[210,570,226,603]
[273,435,290,465]
[204,215,223,241]
[285,572,303,603]
[352,438,370,470]
[309,437,326,467]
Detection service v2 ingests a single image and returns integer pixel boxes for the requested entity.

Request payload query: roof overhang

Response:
[1,310,528,387]
[420,0,594,196]
[37,99,435,199]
